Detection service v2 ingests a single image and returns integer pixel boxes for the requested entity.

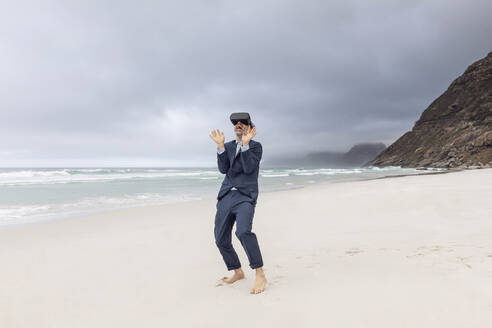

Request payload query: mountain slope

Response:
[365,52,492,168]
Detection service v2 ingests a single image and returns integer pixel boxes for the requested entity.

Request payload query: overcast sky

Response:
[1,0,491,167]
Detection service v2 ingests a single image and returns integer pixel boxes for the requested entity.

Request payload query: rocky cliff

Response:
[364,51,492,169]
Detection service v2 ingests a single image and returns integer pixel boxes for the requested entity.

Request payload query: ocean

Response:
[0,166,447,228]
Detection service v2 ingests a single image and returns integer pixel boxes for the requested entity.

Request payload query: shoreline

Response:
[0,166,458,231]
[0,166,466,231]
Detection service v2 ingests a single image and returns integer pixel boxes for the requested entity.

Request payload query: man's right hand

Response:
[209,129,225,148]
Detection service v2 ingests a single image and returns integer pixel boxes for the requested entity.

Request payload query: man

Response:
[209,112,267,294]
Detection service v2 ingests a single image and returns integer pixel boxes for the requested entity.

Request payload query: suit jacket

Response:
[216,139,262,206]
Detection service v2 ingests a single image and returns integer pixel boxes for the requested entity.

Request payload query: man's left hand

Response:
[241,126,256,146]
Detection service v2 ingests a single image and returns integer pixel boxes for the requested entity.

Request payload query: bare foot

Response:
[250,268,267,294]
[221,268,245,284]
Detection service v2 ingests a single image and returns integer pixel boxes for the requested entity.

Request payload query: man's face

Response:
[234,121,248,135]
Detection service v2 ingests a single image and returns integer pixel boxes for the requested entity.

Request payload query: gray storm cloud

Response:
[0,0,491,166]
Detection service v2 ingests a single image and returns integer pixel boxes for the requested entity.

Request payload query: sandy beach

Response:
[1,168,491,327]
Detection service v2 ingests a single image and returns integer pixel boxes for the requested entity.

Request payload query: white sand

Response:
[1,168,491,327]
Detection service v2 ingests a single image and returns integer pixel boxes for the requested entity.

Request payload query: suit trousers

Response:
[214,189,264,270]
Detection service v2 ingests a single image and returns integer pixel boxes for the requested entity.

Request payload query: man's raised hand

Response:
[241,126,256,145]
[210,129,225,146]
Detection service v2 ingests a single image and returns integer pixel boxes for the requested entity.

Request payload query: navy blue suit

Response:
[214,139,264,270]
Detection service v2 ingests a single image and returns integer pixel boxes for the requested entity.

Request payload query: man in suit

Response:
[209,113,267,294]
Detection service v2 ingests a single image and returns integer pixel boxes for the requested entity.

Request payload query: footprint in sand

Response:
[345,248,363,256]
[274,275,284,280]
[455,256,472,269]
[270,275,285,285]
[306,260,322,269]
[407,245,477,269]
[407,245,438,258]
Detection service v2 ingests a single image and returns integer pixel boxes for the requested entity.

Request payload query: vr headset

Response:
[230,112,254,127]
